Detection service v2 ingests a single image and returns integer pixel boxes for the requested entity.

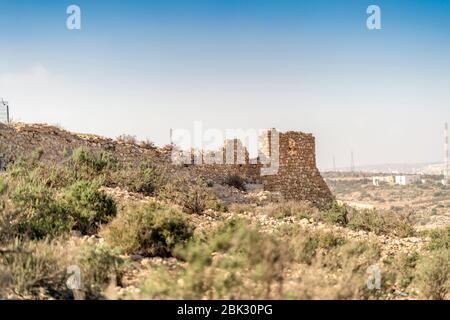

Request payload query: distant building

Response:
[394,175,421,186]
[372,176,395,186]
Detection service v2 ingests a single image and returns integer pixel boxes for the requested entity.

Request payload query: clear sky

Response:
[1,0,450,170]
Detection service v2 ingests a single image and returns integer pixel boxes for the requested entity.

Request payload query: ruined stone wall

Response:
[260,131,333,208]
[169,130,333,208]
[0,123,332,208]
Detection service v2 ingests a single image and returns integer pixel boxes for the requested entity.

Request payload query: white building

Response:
[395,175,421,186]
[372,176,395,186]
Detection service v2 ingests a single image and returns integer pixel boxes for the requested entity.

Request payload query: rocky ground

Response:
[95,186,431,300]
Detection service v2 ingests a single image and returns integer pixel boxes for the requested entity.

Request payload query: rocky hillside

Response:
[0,131,449,300]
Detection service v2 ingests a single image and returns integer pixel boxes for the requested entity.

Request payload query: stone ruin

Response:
[0,122,333,208]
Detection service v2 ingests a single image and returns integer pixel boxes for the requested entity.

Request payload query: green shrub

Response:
[206,199,227,212]
[286,228,347,265]
[9,182,72,239]
[416,249,450,300]
[111,164,166,196]
[295,233,320,265]
[102,202,192,257]
[5,152,74,190]
[340,240,381,261]
[69,147,115,174]
[0,178,7,195]
[172,219,286,299]
[62,181,117,235]
[0,177,116,240]
[394,251,420,289]
[322,200,349,225]
[348,209,414,237]
[426,228,450,251]
[78,244,127,299]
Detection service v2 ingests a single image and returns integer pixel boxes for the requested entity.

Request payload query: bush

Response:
[78,244,127,299]
[260,201,318,220]
[228,203,254,214]
[393,251,420,289]
[0,239,128,300]
[171,219,287,299]
[102,202,193,257]
[348,209,414,238]
[69,147,115,174]
[206,199,227,212]
[223,174,246,191]
[0,178,7,194]
[111,164,166,196]
[426,228,450,251]
[283,227,347,265]
[139,139,156,150]
[32,164,78,189]
[116,134,138,145]
[7,182,72,240]
[0,176,116,240]
[62,181,117,235]
[0,239,70,299]
[161,179,210,214]
[416,249,450,300]
[7,148,115,190]
[322,200,349,225]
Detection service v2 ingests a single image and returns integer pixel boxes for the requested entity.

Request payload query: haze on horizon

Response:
[1,0,450,170]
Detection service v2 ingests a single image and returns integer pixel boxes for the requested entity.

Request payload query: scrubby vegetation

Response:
[223,174,246,191]
[347,209,414,238]
[0,148,448,300]
[101,202,192,257]
[159,178,211,214]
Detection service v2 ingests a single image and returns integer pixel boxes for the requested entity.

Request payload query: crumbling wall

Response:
[0,123,332,208]
[169,130,332,208]
[261,131,333,208]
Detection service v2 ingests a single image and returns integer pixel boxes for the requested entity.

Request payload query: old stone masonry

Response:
[0,122,333,208]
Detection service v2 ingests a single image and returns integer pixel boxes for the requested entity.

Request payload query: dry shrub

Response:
[116,134,138,145]
[135,219,288,299]
[415,249,450,300]
[223,174,246,191]
[259,201,319,220]
[160,178,211,214]
[348,209,414,238]
[102,202,193,257]
[0,239,126,300]
[228,203,255,214]
[109,163,166,196]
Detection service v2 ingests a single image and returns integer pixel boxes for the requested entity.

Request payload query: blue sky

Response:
[1,0,450,169]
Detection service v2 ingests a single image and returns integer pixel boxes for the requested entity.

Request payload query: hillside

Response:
[0,124,449,300]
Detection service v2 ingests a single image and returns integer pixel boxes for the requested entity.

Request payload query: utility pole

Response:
[333,156,336,172]
[351,151,355,173]
[445,122,449,185]
[0,98,9,123]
